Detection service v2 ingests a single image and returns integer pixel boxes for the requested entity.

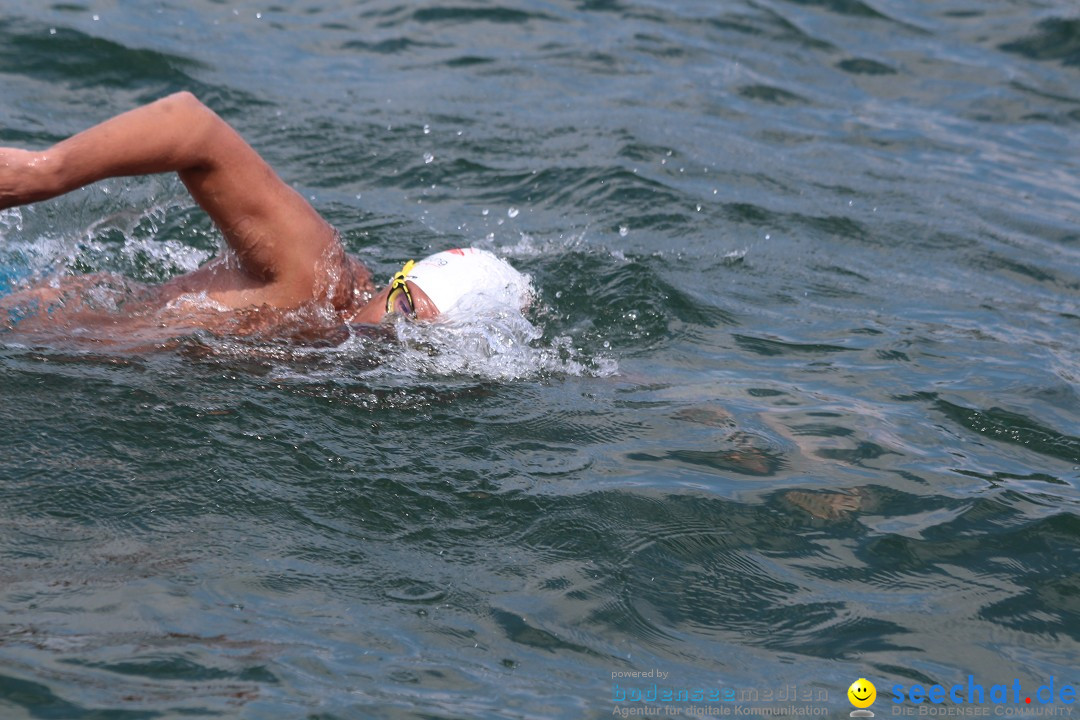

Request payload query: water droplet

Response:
[256,12,262,19]
[423,124,431,135]
[92,13,100,20]
[603,341,610,349]
[508,207,520,218]
[49,27,56,34]
[619,225,629,237]
[696,204,702,212]
[423,152,434,164]
[482,208,489,216]
[765,234,771,240]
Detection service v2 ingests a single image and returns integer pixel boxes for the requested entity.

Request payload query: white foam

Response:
[340,303,617,382]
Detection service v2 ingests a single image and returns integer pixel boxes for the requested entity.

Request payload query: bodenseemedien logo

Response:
[848,678,877,717]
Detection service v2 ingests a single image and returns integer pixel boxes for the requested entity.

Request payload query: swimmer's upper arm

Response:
[50,92,338,289]
[170,94,339,287]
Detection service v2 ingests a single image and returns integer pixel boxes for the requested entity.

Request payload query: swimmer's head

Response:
[353,248,531,324]
[404,248,531,316]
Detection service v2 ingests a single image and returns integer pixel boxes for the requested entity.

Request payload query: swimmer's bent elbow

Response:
[160,91,232,170]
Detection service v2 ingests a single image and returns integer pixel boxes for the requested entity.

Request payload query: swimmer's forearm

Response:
[0,92,225,210]
[52,92,225,193]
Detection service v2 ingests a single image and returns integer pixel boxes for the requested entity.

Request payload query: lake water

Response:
[1,1,1078,718]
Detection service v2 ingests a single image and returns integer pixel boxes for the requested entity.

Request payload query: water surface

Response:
[1,0,1078,717]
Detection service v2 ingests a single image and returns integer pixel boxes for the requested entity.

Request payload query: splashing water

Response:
[2,203,615,381]
[0,208,29,293]
[381,306,617,381]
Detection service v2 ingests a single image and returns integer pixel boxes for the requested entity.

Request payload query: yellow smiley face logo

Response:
[848,678,876,708]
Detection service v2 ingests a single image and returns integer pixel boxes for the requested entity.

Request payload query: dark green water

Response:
[1,1,1078,718]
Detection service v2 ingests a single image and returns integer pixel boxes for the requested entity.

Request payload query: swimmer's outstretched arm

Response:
[0,92,338,287]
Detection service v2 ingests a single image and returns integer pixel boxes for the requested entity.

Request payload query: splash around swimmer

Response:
[0,92,529,335]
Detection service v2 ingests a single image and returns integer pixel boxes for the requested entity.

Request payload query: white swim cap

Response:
[404,248,531,316]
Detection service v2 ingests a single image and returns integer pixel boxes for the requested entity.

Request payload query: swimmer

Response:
[0,92,528,335]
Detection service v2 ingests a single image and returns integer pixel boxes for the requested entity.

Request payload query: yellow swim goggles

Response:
[386,259,417,316]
